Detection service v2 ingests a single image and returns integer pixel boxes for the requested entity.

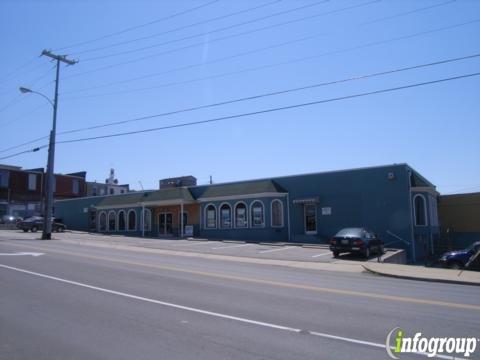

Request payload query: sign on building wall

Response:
[321,207,332,216]
[185,225,193,237]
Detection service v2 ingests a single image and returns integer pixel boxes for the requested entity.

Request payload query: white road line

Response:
[171,241,212,247]
[312,252,332,258]
[212,244,250,250]
[0,263,454,359]
[258,246,296,254]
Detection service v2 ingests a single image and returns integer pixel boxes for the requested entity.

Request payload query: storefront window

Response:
[271,200,284,227]
[108,211,116,231]
[235,203,247,228]
[118,211,126,231]
[220,204,232,228]
[251,201,264,227]
[99,212,106,232]
[206,205,216,228]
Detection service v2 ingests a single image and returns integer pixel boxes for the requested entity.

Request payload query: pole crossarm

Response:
[41,50,78,66]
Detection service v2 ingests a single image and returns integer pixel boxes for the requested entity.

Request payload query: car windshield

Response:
[335,228,363,237]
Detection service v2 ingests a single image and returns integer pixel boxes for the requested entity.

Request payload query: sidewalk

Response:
[363,263,480,286]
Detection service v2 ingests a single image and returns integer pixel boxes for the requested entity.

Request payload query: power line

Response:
[74,0,283,56]
[80,0,458,62]
[59,2,471,96]
[62,0,373,79]
[52,0,221,52]
[4,52,479,153]
[56,72,480,144]
[359,0,457,26]
[56,53,480,136]
[0,64,55,116]
[0,58,40,85]
[63,32,321,94]
[0,146,45,161]
[4,71,479,160]
[62,19,480,100]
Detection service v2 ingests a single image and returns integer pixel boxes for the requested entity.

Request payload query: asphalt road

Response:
[0,233,479,360]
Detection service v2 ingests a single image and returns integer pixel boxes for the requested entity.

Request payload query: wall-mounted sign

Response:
[184,225,193,237]
[321,207,332,215]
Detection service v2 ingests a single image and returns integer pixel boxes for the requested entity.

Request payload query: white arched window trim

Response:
[204,203,217,229]
[250,200,265,228]
[413,194,428,227]
[127,209,137,231]
[108,210,116,232]
[219,202,232,229]
[270,199,284,228]
[98,211,107,232]
[117,210,126,231]
[233,201,248,228]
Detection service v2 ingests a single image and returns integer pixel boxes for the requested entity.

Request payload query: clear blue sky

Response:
[0,0,479,193]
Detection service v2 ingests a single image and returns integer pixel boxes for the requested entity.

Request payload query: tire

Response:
[57,226,64,233]
[31,226,38,233]
[333,251,339,258]
[22,229,28,232]
[364,246,370,259]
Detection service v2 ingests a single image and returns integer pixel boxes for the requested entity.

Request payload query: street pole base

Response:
[41,232,51,240]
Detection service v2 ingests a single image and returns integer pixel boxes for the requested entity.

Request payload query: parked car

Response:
[330,227,384,258]
[16,216,66,233]
[438,242,480,270]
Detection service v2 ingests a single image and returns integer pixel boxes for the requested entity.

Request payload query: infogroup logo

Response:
[385,327,478,359]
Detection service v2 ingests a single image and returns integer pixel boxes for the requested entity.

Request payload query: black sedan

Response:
[17,216,66,233]
[330,227,384,258]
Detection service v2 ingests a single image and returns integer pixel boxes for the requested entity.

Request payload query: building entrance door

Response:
[304,204,317,235]
[158,213,173,235]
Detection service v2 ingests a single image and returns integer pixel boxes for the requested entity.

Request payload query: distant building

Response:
[159,175,197,189]
[0,164,86,218]
[86,168,129,197]
[438,192,480,250]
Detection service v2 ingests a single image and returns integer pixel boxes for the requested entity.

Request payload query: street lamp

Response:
[19,86,56,239]
[18,50,77,240]
[19,87,54,108]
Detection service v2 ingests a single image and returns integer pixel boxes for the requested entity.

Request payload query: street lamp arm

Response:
[19,87,54,108]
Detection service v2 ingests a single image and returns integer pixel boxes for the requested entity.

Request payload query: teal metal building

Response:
[55,164,440,262]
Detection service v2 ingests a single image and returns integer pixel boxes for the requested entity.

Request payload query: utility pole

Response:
[40,50,77,240]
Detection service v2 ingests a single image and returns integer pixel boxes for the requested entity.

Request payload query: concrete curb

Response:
[362,265,480,287]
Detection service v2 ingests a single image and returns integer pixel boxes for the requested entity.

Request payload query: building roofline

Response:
[190,163,410,190]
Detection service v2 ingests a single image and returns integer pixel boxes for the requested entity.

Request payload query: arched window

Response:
[235,202,248,228]
[414,194,428,226]
[143,209,151,231]
[271,200,284,228]
[205,204,216,229]
[219,203,232,229]
[99,211,107,232]
[108,211,116,232]
[128,209,137,231]
[117,210,126,231]
[251,200,264,227]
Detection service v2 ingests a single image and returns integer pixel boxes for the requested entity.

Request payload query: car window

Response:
[335,228,363,237]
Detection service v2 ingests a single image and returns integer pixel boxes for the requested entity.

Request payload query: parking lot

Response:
[60,232,387,263]
[1,230,389,263]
